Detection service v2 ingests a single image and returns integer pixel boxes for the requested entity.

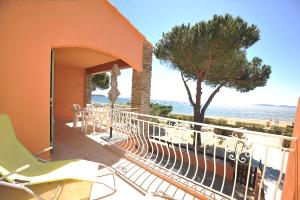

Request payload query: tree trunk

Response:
[199,83,224,122]
[193,78,202,146]
[194,78,202,126]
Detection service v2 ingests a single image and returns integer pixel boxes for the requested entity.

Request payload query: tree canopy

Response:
[154,14,271,129]
[92,73,110,91]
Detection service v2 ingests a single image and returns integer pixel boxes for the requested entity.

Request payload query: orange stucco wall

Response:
[281,97,300,200]
[0,0,146,153]
[54,66,85,121]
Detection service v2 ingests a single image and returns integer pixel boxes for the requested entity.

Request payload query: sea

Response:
[92,95,297,123]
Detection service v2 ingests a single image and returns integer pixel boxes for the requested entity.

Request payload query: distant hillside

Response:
[255,104,296,108]
[93,94,106,97]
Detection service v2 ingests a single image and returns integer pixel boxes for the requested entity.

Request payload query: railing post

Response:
[282,97,300,200]
[254,168,263,200]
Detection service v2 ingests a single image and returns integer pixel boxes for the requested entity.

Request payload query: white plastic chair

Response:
[82,104,100,134]
[85,104,95,111]
[98,106,111,133]
[72,104,82,128]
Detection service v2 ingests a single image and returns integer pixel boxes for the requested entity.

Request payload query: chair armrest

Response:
[34,146,53,156]
[0,164,30,181]
[34,147,53,163]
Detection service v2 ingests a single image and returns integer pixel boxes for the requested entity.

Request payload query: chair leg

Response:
[22,186,44,200]
[50,184,62,200]
[73,117,78,128]
[93,122,96,133]
[0,181,44,200]
[85,122,88,134]
[81,120,85,133]
[99,120,102,131]
[92,164,116,192]
[107,122,111,133]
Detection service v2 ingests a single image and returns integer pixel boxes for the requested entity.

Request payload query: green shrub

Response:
[235,121,244,127]
[204,118,228,126]
[150,103,172,117]
[168,113,193,121]
[176,115,184,120]
[282,131,293,148]
[270,125,285,135]
[235,121,265,132]
[204,118,214,124]
[167,113,294,148]
[213,128,232,136]
[215,119,228,126]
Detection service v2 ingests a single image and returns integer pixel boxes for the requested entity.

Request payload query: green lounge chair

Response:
[0,114,116,200]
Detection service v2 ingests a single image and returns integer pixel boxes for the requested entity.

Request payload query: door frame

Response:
[50,49,55,146]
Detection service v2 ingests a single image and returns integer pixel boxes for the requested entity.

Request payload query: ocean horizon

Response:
[92,95,297,123]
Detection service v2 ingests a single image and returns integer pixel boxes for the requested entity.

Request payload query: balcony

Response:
[51,116,205,199]
[0,107,296,200]
[71,107,296,199]
[107,109,295,200]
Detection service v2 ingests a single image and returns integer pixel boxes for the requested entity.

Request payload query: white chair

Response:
[82,106,99,134]
[86,104,95,111]
[72,104,82,128]
[98,106,111,133]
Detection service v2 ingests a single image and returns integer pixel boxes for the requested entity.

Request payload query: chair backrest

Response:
[0,114,39,182]
[72,104,81,112]
[85,104,94,111]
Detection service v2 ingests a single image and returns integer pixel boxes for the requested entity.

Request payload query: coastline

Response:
[92,96,296,125]
[170,113,293,127]
[207,116,292,127]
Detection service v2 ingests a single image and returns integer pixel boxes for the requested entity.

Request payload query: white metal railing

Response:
[91,102,138,111]
[106,109,296,200]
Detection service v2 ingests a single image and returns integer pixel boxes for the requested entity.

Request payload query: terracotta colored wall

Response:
[281,97,300,200]
[54,66,85,121]
[0,0,145,153]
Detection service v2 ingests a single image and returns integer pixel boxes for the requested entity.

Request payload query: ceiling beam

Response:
[86,59,130,74]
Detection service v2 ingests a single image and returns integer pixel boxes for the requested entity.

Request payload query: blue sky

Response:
[97,0,300,106]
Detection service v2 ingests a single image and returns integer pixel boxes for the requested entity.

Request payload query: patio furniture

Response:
[97,106,111,133]
[82,105,112,134]
[71,104,82,128]
[82,107,97,134]
[85,104,95,111]
[0,114,116,200]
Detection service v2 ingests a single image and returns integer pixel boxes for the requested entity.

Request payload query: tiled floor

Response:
[53,120,208,200]
[52,121,195,200]
[0,120,225,200]
[0,121,148,200]
[52,120,148,200]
